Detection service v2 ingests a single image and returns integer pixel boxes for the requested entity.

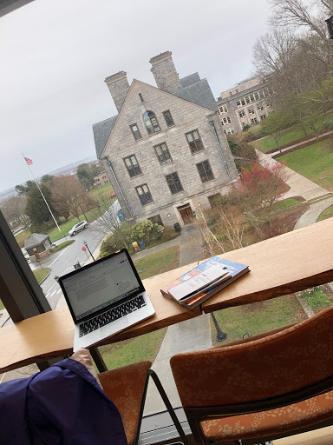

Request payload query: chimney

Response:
[104,71,130,112]
[149,51,180,95]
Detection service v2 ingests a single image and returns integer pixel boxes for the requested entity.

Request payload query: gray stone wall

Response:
[104,80,238,226]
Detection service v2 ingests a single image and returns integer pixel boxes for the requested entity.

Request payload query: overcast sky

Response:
[0,0,271,192]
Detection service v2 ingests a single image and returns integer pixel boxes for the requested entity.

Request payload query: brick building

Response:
[217,76,274,134]
[93,51,237,227]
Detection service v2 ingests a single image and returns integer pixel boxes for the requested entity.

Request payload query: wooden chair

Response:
[170,307,333,445]
[99,361,188,445]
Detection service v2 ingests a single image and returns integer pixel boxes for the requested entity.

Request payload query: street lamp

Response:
[210,312,227,342]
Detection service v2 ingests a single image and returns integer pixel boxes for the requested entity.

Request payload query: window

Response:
[251,117,258,124]
[123,155,142,177]
[185,129,204,154]
[221,120,224,126]
[130,123,142,141]
[254,92,260,101]
[154,142,172,164]
[241,98,246,105]
[138,93,144,102]
[136,184,153,205]
[166,172,183,194]
[143,110,160,134]
[163,110,175,127]
[250,94,255,102]
[219,105,228,113]
[196,160,214,183]
[148,215,164,226]
[236,100,241,106]
[223,117,227,123]
[239,110,246,118]
[246,96,250,104]
[227,116,231,123]
[248,108,255,115]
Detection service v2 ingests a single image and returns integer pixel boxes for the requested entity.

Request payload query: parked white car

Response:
[68,220,88,236]
[21,248,31,263]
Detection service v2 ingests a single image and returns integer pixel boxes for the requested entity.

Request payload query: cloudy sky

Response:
[0,0,271,192]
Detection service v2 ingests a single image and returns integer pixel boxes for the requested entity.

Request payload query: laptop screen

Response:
[60,251,142,321]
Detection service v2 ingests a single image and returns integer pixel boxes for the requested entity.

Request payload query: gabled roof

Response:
[25,233,49,249]
[93,115,117,159]
[93,72,217,159]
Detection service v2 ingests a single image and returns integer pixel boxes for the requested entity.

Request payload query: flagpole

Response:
[22,154,61,232]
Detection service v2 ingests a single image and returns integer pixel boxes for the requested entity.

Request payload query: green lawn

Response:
[299,287,332,314]
[15,229,31,247]
[271,197,305,212]
[33,267,51,284]
[49,240,75,253]
[48,208,100,242]
[252,111,333,153]
[89,183,114,204]
[0,300,4,310]
[100,329,166,369]
[318,204,333,222]
[134,246,180,280]
[278,139,333,191]
[211,294,307,345]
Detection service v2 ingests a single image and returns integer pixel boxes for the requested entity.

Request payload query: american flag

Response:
[24,156,33,166]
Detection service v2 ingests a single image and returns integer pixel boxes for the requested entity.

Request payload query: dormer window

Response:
[143,111,160,135]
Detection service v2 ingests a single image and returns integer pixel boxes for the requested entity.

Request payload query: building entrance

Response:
[177,204,194,225]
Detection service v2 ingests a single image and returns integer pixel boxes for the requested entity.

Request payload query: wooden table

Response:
[1,218,333,374]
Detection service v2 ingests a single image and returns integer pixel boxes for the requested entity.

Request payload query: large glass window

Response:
[143,111,160,135]
[196,160,214,182]
[185,129,204,154]
[135,184,153,205]
[154,143,172,164]
[166,172,183,194]
[123,155,142,177]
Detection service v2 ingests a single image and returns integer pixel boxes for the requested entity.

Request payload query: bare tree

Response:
[0,195,29,228]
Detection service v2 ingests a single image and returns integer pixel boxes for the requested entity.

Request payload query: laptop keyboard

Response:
[79,294,146,337]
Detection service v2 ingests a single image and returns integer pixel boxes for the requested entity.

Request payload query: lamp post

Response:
[82,241,95,262]
[210,312,227,342]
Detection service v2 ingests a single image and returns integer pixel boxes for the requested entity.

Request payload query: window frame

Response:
[185,129,204,154]
[165,172,184,195]
[135,183,153,206]
[123,154,142,178]
[143,110,161,135]
[129,123,142,141]
[162,110,175,128]
[154,142,172,164]
[196,160,215,183]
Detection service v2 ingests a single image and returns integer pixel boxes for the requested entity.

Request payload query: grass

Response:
[48,208,100,242]
[252,111,333,153]
[49,240,75,253]
[299,287,332,314]
[15,229,31,247]
[278,139,333,191]
[0,300,4,310]
[89,183,114,204]
[271,197,305,212]
[211,294,307,345]
[318,204,333,222]
[33,267,51,284]
[134,245,180,280]
[100,329,166,369]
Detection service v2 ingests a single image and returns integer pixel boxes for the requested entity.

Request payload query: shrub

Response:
[131,219,164,245]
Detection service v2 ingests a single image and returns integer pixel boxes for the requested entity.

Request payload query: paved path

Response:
[269,129,333,158]
[294,197,333,230]
[257,150,328,201]
[145,224,211,414]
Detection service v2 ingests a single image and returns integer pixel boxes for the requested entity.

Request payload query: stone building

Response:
[93,51,237,227]
[217,76,274,134]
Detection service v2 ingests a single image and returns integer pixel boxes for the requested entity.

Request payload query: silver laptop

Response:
[58,249,155,351]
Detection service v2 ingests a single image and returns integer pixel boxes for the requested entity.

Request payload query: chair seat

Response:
[99,361,151,445]
[201,389,333,442]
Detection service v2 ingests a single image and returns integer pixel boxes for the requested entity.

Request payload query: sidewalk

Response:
[145,224,211,414]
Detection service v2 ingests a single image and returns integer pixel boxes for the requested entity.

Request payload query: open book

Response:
[160,256,249,308]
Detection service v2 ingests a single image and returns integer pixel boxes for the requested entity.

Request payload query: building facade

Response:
[217,76,274,134]
[93,51,237,227]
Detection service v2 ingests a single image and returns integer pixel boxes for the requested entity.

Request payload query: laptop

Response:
[58,249,155,351]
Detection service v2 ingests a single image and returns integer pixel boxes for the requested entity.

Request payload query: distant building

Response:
[217,76,274,134]
[92,51,237,227]
[24,233,51,257]
[93,171,110,187]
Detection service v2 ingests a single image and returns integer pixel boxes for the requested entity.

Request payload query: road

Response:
[37,220,106,309]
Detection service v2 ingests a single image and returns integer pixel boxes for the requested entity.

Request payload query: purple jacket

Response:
[0,358,127,445]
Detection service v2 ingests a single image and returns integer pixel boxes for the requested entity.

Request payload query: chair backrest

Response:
[171,306,333,413]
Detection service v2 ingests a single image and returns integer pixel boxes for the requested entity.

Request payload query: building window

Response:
[196,160,214,183]
[241,98,246,105]
[136,184,153,205]
[251,117,258,124]
[130,123,142,141]
[236,100,241,106]
[154,142,172,164]
[143,110,160,134]
[139,93,144,102]
[148,215,164,226]
[254,92,260,101]
[246,97,250,104]
[162,110,175,127]
[227,116,231,123]
[185,129,204,154]
[219,105,228,113]
[123,155,142,177]
[166,172,183,194]
[239,110,246,118]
